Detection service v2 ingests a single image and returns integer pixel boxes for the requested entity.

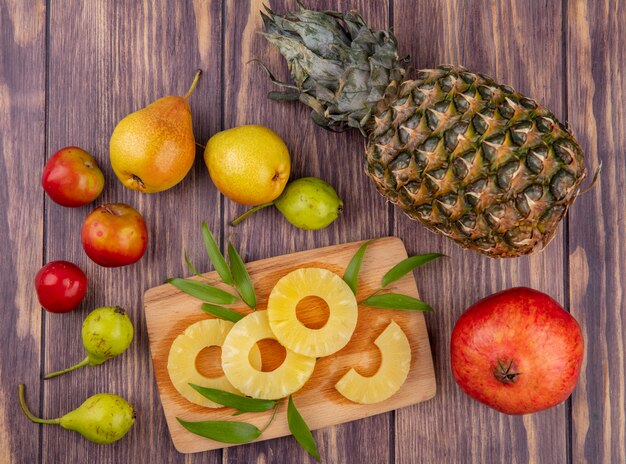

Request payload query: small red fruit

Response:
[35,261,88,313]
[450,287,583,415]
[42,147,105,207]
[81,203,148,267]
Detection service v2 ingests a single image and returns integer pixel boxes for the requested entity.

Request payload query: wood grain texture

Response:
[567,1,626,462]
[0,1,46,463]
[43,1,222,463]
[222,1,394,463]
[144,238,435,453]
[2,0,625,462]
[393,1,569,463]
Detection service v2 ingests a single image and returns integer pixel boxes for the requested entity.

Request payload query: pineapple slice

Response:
[335,321,411,404]
[267,267,358,357]
[167,319,261,408]
[222,311,316,400]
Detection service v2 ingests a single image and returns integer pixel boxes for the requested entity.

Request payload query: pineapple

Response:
[267,268,358,357]
[335,321,411,404]
[262,5,587,257]
[222,311,316,400]
[167,319,261,408]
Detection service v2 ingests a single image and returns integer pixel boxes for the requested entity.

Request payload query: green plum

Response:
[230,177,343,230]
[44,306,134,379]
[19,384,135,444]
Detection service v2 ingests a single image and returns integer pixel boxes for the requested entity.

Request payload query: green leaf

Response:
[201,303,244,322]
[176,417,261,444]
[184,250,202,277]
[381,253,444,288]
[166,278,237,305]
[189,385,276,412]
[228,242,257,308]
[343,240,373,295]
[202,221,234,285]
[287,395,320,461]
[361,293,433,312]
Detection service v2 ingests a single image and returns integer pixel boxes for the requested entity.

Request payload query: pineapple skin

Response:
[263,6,587,258]
[367,66,586,257]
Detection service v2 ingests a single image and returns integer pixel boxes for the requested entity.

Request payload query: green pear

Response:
[44,306,134,379]
[274,177,343,229]
[19,384,135,444]
[231,177,343,230]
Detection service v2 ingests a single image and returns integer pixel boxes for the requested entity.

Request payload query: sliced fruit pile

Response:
[222,310,316,400]
[167,319,262,407]
[166,224,441,457]
[167,266,412,407]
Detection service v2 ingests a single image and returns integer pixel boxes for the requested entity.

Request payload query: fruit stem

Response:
[19,384,60,425]
[44,356,91,380]
[259,401,280,434]
[184,69,202,99]
[230,202,274,226]
[195,141,206,150]
[357,288,384,305]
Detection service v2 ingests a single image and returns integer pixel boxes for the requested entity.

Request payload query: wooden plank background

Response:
[0,0,623,463]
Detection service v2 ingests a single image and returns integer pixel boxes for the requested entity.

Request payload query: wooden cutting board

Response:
[143,237,436,454]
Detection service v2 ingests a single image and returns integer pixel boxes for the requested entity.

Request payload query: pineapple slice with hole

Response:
[167,319,261,408]
[335,321,411,404]
[267,267,358,357]
[222,310,316,400]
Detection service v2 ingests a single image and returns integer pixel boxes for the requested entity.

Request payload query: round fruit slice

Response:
[222,311,316,400]
[335,321,411,404]
[167,319,261,408]
[267,267,358,357]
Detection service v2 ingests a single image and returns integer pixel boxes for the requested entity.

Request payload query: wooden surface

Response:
[0,0,623,463]
[144,238,435,453]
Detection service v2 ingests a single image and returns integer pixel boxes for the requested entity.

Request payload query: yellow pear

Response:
[110,70,201,193]
[204,125,290,205]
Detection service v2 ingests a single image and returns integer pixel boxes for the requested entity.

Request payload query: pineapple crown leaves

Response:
[260,3,406,134]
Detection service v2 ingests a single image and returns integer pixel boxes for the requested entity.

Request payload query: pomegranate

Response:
[450,287,583,415]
